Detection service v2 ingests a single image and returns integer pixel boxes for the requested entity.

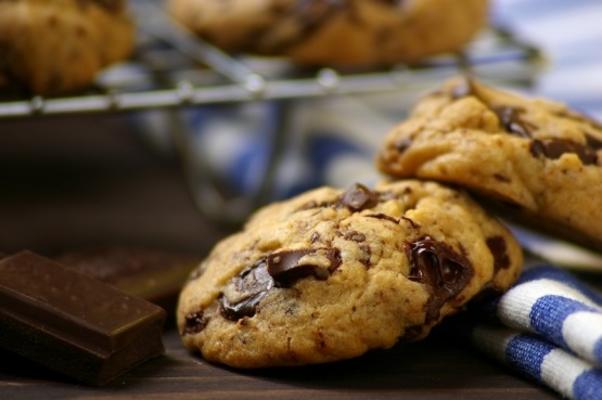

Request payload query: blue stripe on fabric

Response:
[505,335,555,381]
[573,369,602,400]
[517,266,602,306]
[530,295,599,348]
[595,338,602,366]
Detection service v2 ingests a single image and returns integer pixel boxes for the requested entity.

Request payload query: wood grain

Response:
[0,330,557,400]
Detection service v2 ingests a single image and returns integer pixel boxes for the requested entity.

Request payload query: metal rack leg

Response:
[167,101,294,225]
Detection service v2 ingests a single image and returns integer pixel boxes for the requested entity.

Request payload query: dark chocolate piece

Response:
[405,237,473,323]
[493,106,535,138]
[57,247,199,311]
[339,183,379,211]
[267,248,341,286]
[0,251,165,386]
[219,261,274,321]
[183,311,207,335]
[220,247,344,321]
[486,236,510,272]
[530,138,598,165]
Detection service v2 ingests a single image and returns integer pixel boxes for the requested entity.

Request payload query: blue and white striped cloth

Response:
[469,266,602,399]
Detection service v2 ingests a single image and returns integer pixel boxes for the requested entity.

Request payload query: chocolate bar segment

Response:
[57,247,199,310]
[0,251,166,386]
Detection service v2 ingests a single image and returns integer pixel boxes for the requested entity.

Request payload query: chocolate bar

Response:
[0,251,166,385]
[57,247,199,311]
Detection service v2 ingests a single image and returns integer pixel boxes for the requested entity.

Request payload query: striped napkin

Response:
[469,266,602,399]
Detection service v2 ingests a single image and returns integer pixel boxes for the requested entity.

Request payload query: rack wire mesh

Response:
[0,1,545,222]
[0,1,543,119]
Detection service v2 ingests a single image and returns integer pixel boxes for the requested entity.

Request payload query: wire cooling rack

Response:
[0,1,543,120]
[0,1,545,222]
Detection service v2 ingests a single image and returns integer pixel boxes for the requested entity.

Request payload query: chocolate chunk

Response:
[267,248,341,287]
[220,261,274,321]
[183,311,207,335]
[359,243,372,267]
[57,247,199,311]
[343,231,366,242]
[0,251,165,386]
[486,236,510,271]
[339,183,379,212]
[493,106,536,138]
[530,138,598,165]
[405,237,473,323]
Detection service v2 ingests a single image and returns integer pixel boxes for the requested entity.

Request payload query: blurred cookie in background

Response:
[178,180,522,368]
[0,0,134,94]
[168,0,489,68]
[378,77,602,253]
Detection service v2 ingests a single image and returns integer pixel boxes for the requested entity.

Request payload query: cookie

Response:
[168,0,488,68]
[0,0,134,94]
[378,78,602,252]
[177,180,522,368]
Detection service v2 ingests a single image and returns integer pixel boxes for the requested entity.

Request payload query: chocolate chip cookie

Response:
[177,180,522,368]
[168,0,488,68]
[378,78,602,252]
[0,0,133,94]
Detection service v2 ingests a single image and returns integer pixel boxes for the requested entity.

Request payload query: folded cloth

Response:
[469,266,602,399]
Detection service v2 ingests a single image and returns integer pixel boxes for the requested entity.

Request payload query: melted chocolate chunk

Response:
[485,236,510,272]
[339,183,379,211]
[359,243,372,267]
[493,106,536,138]
[530,139,598,165]
[219,261,274,321]
[405,237,473,323]
[183,311,207,335]
[267,248,341,287]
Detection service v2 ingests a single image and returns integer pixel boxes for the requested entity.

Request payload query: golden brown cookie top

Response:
[378,78,602,251]
[178,180,522,368]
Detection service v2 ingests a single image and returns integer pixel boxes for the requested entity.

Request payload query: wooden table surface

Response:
[0,116,557,399]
